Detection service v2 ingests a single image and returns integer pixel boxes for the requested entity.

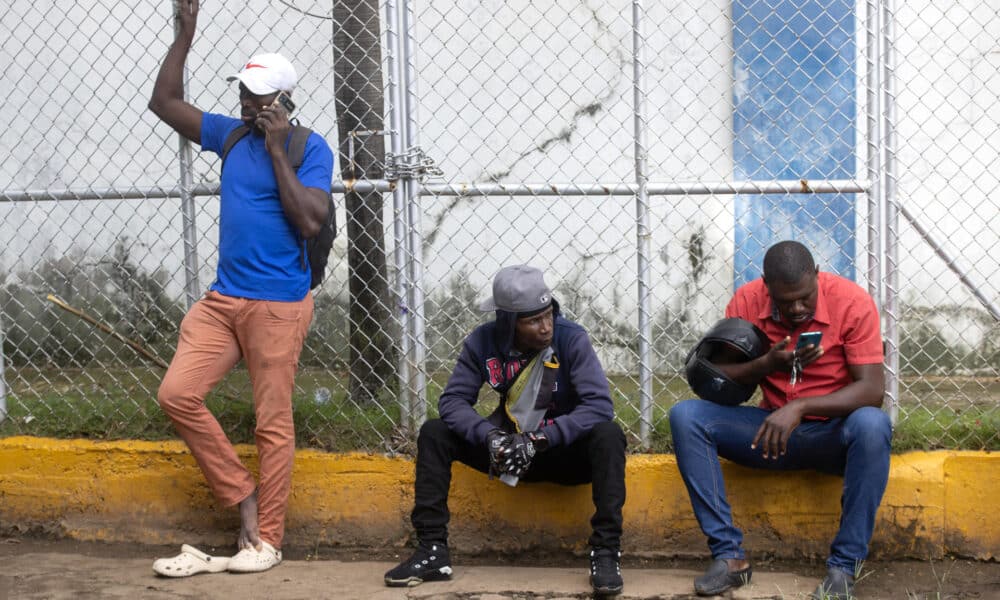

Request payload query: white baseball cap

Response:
[226,53,297,95]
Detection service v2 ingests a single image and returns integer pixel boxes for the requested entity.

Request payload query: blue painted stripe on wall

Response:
[733,0,856,287]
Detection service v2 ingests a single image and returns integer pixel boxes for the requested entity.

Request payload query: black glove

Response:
[486,428,510,479]
[499,431,547,478]
[527,429,549,452]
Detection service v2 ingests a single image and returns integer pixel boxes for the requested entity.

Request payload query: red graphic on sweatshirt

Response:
[485,357,528,388]
[486,358,503,387]
[506,361,524,381]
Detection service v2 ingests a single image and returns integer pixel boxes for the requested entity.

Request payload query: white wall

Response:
[0,0,997,348]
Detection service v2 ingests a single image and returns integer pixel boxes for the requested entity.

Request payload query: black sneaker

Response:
[694,558,752,596]
[383,543,453,587]
[810,567,855,600]
[589,546,624,596]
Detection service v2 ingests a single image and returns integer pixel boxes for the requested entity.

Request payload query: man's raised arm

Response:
[148,0,203,143]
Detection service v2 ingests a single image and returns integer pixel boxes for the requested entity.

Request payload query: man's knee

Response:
[415,419,471,475]
[156,378,183,415]
[668,398,704,431]
[417,418,454,447]
[589,420,626,451]
[255,404,294,439]
[846,406,893,451]
[418,417,450,436]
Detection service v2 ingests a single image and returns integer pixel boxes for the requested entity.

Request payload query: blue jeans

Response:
[669,399,892,574]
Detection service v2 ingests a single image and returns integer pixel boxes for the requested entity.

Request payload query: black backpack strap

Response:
[287,125,312,169]
[220,124,252,165]
[284,124,320,274]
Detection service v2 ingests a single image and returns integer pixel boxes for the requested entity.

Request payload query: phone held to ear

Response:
[273,91,295,114]
[796,331,822,350]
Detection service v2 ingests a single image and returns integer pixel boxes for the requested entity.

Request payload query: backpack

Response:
[221,124,337,289]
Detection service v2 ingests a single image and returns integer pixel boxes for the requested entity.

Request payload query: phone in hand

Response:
[272,91,295,114]
[796,331,823,350]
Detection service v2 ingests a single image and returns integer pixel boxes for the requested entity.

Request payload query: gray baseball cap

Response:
[478,265,553,313]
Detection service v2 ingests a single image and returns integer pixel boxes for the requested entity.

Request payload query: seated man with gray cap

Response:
[384,265,627,596]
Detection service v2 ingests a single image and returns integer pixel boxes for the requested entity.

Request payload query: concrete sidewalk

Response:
[5,552,820,599]
[5,539,999,599]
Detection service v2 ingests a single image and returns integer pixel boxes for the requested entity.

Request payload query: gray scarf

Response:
[503,346,559,433]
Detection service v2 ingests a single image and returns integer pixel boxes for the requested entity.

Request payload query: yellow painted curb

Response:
[0,437,995,558]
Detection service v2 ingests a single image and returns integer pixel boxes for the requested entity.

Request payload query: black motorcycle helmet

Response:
[685,317,771,406]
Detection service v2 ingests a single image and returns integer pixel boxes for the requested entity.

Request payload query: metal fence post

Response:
[883,0,899,425]
[632,0,652,448]
[179,145,200,309]
[865,0,882,307]
[402,0,428,426]
[0,310,6,423]
[386,0,413,431]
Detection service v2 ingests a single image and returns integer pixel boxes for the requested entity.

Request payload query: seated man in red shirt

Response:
[669,240,892,600]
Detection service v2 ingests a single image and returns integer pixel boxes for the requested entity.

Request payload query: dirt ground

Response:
[0,536,997,599]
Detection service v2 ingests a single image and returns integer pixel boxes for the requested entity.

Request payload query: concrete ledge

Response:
[0,437,995,559]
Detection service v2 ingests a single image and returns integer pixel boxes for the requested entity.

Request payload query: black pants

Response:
[410,418,627,549]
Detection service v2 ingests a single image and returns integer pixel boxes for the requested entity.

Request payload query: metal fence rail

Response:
[1,0,997,452]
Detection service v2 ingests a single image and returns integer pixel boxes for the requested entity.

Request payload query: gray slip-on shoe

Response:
[694,558,752,596]
[810,567,856,600]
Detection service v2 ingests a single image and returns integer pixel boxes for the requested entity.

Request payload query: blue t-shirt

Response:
[200,113,335,301]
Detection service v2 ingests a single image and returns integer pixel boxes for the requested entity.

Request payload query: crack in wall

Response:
[424,0,630,251]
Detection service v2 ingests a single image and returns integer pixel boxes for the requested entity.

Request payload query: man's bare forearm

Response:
[148,0,202,142]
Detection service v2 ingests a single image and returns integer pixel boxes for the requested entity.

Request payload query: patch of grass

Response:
[0,367,422,453]
[606,375,692,453]
[891,405,1000,451]
[1,367,998,453]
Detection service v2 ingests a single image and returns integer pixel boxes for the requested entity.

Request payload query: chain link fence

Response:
[1,0,997,453]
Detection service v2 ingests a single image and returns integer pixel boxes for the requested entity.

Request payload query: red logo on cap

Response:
[244,62,268,70]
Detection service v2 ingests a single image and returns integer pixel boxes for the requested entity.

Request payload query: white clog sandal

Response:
[152,544,230,577]
[227,541,282,573]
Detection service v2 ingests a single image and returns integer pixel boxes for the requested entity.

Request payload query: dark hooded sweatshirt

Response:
[438,301,614,449]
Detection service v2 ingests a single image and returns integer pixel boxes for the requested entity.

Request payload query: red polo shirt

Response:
[724,271,883,411]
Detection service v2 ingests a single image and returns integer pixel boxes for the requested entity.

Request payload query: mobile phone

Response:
[796,331,823,350]
[273,91,295,114]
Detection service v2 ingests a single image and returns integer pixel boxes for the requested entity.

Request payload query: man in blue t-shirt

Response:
[148,0,333,575]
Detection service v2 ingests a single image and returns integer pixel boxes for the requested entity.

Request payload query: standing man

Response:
[148,0,333,574]
[384,265,627,596]
[669,241,892,599]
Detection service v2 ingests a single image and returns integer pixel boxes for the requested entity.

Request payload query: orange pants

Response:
[158,290,313,548]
